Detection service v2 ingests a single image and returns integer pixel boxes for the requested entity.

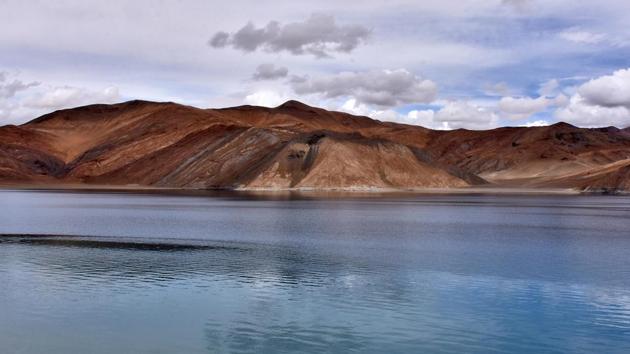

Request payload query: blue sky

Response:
[1,0,630,129]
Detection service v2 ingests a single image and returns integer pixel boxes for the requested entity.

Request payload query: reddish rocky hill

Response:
[1,100,629,192]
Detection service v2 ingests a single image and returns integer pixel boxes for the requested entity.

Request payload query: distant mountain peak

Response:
[276,100,314,110]
[550,121,577,129]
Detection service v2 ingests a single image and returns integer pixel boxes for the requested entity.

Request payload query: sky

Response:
[1,0,630,129]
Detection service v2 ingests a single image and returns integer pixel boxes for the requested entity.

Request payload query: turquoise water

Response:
[1,190,630,353]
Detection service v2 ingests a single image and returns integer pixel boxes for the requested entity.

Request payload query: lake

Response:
[1,190,630,353]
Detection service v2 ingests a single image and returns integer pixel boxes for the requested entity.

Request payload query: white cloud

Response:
[24,86,120,110]
[340,98,440,128]
[340,98,370,115]
[243,90,289,107]
[434,101,499,130]
[342,98,499,130]
[403,109,438,127]
[578,68,630,108]
[371,109,440,128]
[0,71,40,123]
[499,95,567,120]
[1,71,122,124]
[519,119,550,127]
[555,94,630,128]
[554,68,630,128]
[291,69,437,108]
[559,27,607,44]
[369,109,406,122]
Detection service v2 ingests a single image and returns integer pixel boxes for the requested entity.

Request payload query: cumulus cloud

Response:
[24,86,120,110]
[291,69,437,107]
[499,95,567,120]
[399,109,437,127]
[555,68,630,127]
[578,68,630,108]
[559,28,606,44]
[434,101,499,130]
[555,94,630,127]
[243,90,290,107]
[339,98,371,116]
[208,14,370,58]
[252,63,289,81]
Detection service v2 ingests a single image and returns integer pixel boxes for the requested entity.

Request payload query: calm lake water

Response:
[1,190,630,353]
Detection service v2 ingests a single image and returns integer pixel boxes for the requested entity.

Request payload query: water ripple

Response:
[2,191,630,353]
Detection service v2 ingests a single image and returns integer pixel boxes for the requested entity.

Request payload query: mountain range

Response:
[1,100,630,192]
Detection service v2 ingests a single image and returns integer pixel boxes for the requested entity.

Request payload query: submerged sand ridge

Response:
[1,99,630,192]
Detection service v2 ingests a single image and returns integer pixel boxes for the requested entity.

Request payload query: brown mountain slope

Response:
[0,125,66,182]
[0,100,470,189]
[528,158,630,192]
[425,123,630,187]
[1,99,629,191]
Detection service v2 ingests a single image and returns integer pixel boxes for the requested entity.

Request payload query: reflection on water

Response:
[1,191,630,353]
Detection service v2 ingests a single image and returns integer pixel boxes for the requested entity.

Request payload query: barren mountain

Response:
[424,123,630,188]
[1,100,629,192]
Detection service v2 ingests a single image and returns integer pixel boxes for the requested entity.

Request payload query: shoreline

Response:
[0,183,595,196]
